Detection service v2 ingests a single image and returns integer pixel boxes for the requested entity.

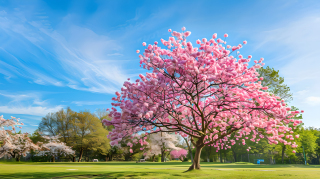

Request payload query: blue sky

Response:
[1,0,320,133]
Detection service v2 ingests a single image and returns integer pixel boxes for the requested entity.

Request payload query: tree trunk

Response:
[208,146,212,162]
[161,150,165,162]
[184,137,193,163]
[206,146,210,162]
[52,156,55,162]
[189,148,193,163]
[232,149,237,162]
[281,145,285,164]
[188,145,203,170]
[225,150,227,163]
[125,154,131,161]
[73,156,76,162]
[78,148,83,162]
[16,155,20,162]
[269,150,274,164]
[306,153,308,164]
[269,150,273,164]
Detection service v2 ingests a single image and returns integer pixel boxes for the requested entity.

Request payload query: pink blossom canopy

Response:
[103,27,302,151]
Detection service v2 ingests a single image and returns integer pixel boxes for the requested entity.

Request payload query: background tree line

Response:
[189,125,320,164]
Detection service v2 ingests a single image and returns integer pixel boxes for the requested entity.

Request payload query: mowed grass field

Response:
[0,161,320,179]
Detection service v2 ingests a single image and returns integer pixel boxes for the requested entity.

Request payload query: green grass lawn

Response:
[0,161,320,178]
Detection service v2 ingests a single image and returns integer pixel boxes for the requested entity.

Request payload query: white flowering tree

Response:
[0,115,41,161]
[144,131,180,162]
[36,135,75,162]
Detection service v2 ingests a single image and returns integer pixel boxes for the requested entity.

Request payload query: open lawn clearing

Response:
[0,162,320,178]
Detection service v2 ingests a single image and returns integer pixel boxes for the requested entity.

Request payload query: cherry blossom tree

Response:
[170,149,188,161]
[36,135,75,162]
[103,27,303,170]
[0,115,41,161]
[143,131,180,162]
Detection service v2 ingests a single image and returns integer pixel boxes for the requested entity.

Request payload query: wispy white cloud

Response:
[33,77,64,87]
[0,105,63,116]
[0,92,32,102]
[71,101,109,106]
[107,53,123,56]
[0,91,60,118]
[0,57,21,80]
[305,96,320,105]
[0,91,48,106]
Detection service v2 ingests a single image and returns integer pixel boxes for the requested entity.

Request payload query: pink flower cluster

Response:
[170,149,188,159]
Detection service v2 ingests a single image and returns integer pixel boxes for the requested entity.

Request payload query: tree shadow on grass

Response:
[0,171,164,179]
[0,161,192,166]
[175,163,318,169]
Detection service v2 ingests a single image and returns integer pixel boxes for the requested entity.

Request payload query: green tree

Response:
[258,66,293,102]
[38,113,58,136]
[96,108,114,131]
[29,130,45,144]
[38,108,110,162]
[38,107,76,161]
[72,111,110,162]
[55,107,75,147]
[298,128,318,163]
[309,128,320,164]
[38,107,75,146]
